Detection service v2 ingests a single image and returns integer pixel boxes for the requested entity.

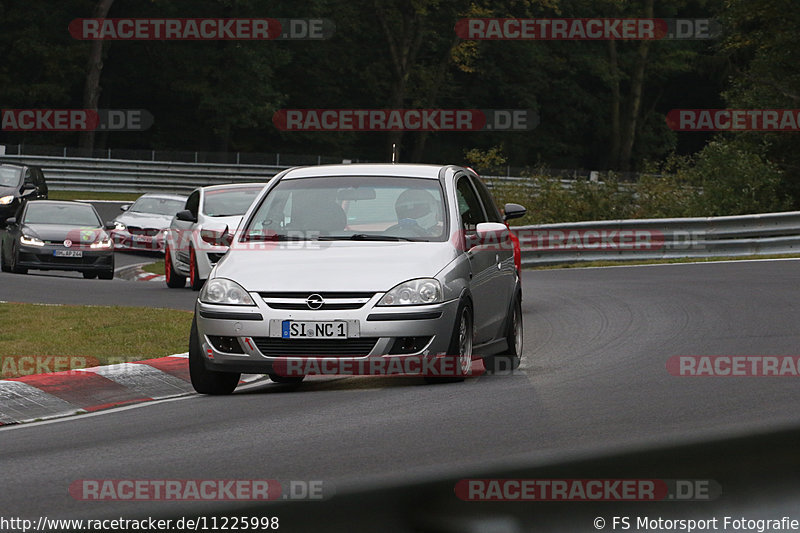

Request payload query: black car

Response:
[0,200,115,279]
[0,163,48,225]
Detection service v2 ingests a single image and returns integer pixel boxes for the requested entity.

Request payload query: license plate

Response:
[281,320,347,339]
[133,235,152,243]
[54,250,82,258]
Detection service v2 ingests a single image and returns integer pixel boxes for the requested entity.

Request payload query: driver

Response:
[394,189,440,233]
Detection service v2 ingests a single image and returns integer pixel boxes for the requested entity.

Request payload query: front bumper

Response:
[17,244,113,272]
[194,294,461,375]
[112,230,165,252]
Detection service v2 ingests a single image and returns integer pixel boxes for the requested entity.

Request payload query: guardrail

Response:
[513,211,800,265]
[0,154,288,194]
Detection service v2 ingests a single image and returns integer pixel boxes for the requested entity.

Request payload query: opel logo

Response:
[306,293,324,310]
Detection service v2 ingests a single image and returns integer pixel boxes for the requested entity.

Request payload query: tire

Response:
[268,373,305,385]
[0,243,10,273]
[189,317,240,395]
[484,294,523,375]
[9,245,26,275]
[97,255,115,280]
[189,245,203,291]
[164,245,186,288]
[425,300,473,384]
[83,272,98,279]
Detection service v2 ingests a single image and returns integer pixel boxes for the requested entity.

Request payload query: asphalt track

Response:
[1,260,800,529]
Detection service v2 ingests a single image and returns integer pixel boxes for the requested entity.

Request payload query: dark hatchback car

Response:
[0,200,115,279]
[0,163,48,225]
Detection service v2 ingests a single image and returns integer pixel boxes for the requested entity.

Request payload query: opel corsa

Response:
[190,164,526,394]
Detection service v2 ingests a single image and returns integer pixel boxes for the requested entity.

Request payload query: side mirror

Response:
[201,223,232,247]
[5,217,16,226]
[503,203,526,222]
[20,183,36,193]
[104,221,116,230]
[176,209,197,223]
[475,222,509,245]
[120,204,130,211]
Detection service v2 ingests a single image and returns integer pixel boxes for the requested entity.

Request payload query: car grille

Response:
[259,292,374,310]
[126,226,160,236]
[21,253,109,265]
[251,337,378,357]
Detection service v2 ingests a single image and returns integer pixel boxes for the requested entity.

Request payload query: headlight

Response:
[113,221,126,231]
[200,278,255,306]
[0,195,14,205]
[20,234,44,247]
[378,278,442,306]
[90,238,113,249]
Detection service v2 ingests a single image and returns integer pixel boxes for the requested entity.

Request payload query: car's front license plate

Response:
[133,235,152,243]
[281,320,348,339]
[54,250,82,258]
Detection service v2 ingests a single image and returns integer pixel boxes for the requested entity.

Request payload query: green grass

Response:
[0,303,193,371]
[48,190,143,201]
[530,253,800,270]
[142,260,165,275]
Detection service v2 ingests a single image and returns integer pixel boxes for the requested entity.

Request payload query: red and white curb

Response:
[134,271,165,282]
[0,354,257,426]
[115,262,165,282]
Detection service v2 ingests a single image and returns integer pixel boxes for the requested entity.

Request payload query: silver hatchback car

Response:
[190,164,526,394]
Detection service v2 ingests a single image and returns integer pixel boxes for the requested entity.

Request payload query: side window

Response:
[23,169,32,184]
[471,176,503,223]
[185,191,200,218]
[455,176,486,232]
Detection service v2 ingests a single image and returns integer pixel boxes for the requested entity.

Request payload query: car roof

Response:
[280,163,452,180]
[134,193,188,201]
[25,199,93,208]
[201,182,266,192]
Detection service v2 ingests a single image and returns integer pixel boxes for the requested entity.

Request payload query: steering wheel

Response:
[384,218,430,238]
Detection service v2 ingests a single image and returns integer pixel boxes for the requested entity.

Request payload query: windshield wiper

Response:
[242,233,307,242]
[318,234,425,242]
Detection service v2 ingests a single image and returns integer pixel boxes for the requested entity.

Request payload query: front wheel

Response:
[425,301,473,384]
[83,272,98,279]
[189,317,240,395]
[9,245,26,275]
[165,245,186,288]
[0,244,10,272]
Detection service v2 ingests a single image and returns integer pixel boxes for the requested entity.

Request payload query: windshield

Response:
[129,196,185,215]
[202,186,263,217]
[23,203,100,226]
[0,166,21,188]
[244,176,446,242]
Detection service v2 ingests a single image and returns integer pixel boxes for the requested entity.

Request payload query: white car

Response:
[164,183,265,290]
[111,193,187,252]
